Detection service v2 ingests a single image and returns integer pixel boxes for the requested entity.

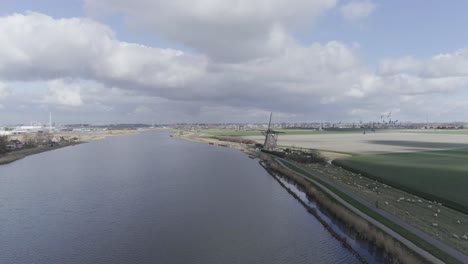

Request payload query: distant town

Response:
[2,118,466,161]
[1,120,467,137]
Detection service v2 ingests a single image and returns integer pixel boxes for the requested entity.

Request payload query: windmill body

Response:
[260,113,284,150]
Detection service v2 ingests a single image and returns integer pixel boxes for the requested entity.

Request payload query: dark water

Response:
[0,131,360,264]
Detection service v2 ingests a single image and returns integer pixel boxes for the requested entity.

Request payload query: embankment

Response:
[175,132,459,263]
[261,156,424,263]
[0,142,82,165]
[1,129,146,166]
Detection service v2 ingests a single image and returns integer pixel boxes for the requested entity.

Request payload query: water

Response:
[0,131,360,264]
[276,176,386,263]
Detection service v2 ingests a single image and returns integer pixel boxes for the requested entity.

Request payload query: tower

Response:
[48,112,53,133]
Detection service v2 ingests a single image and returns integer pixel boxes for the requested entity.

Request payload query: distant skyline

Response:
[2,1,468,124]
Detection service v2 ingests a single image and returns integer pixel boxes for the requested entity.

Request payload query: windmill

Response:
[260,112,284,150]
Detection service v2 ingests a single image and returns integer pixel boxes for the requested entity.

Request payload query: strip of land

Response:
[245,131,468,154]
[176,128,468,263]
[0,129,142,166]
[276,158,467,264]
[0,142,82,165]
[334,149,468,214]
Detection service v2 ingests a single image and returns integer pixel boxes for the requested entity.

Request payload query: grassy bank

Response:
[265,158,427,264]
[278,159,460,264]
[334,148,468,214]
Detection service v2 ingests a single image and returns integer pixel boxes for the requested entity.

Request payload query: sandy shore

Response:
[172,130,257,156]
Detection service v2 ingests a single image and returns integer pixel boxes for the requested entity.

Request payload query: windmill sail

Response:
[261,112,284,150]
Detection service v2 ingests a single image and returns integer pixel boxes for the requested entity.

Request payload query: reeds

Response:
[266,159,422,264]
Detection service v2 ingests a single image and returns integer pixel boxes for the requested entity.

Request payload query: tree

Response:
[0,136,7,154]
[21,134,36,147]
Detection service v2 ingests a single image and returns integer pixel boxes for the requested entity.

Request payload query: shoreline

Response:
[175,131,395,262]
[173,130,464,264]
[0,129,145,166]
[259,160,369,264]
[0,142,82,165]
[172,130,257,155]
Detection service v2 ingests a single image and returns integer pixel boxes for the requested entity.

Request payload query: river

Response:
[0,131,361,264]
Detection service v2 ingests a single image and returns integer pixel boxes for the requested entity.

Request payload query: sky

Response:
[1,1,468,124]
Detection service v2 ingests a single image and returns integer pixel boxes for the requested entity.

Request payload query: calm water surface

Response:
[0,131,360,264]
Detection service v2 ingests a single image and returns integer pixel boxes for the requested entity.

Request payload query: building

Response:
[12,126,44,134]
[0,130,13,136]
[6,139,24,150]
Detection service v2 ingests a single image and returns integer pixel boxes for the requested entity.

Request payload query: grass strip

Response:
[280,159,461,264]
[333,149,468,214]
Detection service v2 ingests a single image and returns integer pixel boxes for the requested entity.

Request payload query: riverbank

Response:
[172,130,257,155]
[0,129,145,166]
[0,142,82,165]
[174,130,466,264]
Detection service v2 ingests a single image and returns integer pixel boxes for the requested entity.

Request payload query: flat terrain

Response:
[334,149,468,214]
[245,130,468,154]
[185,128,468,258]
[246,129,468,213]
[199,128,361,137]
[403,129,468,135]
[295,161,468,257]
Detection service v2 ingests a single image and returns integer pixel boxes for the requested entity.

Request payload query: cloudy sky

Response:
[1,1,468,124]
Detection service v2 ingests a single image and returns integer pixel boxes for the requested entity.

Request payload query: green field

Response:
[200,128,362,137]
[334,148,468,214]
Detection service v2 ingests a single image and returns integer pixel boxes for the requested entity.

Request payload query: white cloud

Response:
[1,11,468,123]
[0,13,208,97]
[379,48,468,78]
[85,0,337,62]
[379,56,423,76]
[0,12,113,80]
[0,12,366,108]
[0,82,11,98]
[340,1,376,20]
[45,79,83,106]
[376,50,468,99]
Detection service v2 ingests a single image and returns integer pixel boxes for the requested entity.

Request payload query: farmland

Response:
[186,128,468,257]
[294,161,468,256]
[199,128,362,137]
[403,129,468,135]
[245,131,468,154]
[246,130,468,214]
[257,130,468,256]
[334,148,468,214]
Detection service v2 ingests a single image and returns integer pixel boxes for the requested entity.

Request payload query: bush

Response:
[0,136,7,154]
[285,149,326,164]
